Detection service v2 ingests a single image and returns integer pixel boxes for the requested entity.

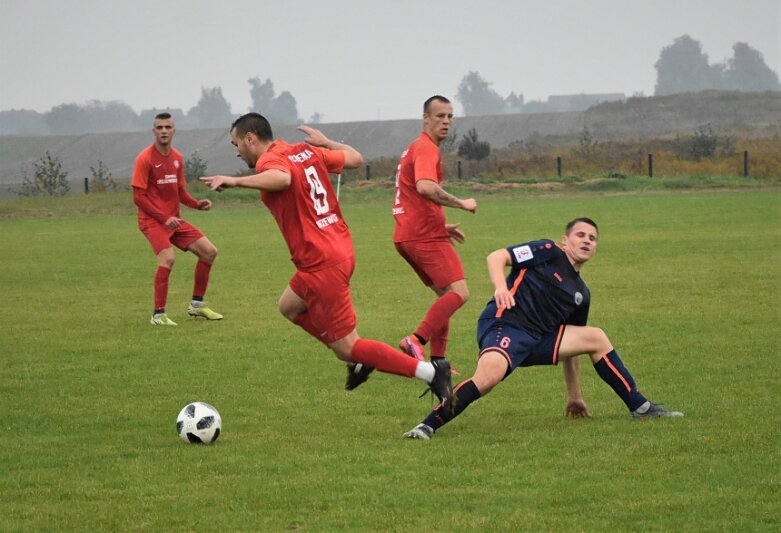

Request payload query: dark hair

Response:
[231,112,274,141]
[154,112,172,120]
[423,95,451,113]
[565,217,599,235]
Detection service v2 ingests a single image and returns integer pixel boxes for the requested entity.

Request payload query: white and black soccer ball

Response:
[176,402,222,444]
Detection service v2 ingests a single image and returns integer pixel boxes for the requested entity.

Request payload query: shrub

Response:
[185,151,208,182]
[15,152,70,196]
[89,160,119,192]
[458,128,491,161]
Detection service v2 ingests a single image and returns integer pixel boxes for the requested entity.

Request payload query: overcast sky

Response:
[1,0,778,123]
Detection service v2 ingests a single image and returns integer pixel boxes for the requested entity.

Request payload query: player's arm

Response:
[415,179,476,212]
[132,186,168,224]
[298,125,363,169]
[487,248,514,309]
[563,356,590,418]
[177,180,209,211]
[200,169,291,192]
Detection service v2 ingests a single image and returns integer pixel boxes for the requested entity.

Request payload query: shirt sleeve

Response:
[257,151,290,174]
[130,152,150,189]
[316,147,345,174]
[506,239,559,268]
[412,141,439,183]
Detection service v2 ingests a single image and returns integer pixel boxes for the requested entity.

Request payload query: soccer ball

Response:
[176,401,222,444]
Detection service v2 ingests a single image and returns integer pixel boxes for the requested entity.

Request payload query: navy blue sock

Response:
[422,379,481,430]
[593,349,647,411]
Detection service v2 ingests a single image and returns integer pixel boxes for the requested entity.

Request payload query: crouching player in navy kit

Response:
[403,217,683,440]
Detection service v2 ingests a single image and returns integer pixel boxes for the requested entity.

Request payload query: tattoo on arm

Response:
[432,185,462,208]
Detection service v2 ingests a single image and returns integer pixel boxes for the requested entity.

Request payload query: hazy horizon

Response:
[1,0,778,123]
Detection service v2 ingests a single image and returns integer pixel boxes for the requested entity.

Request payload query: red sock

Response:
[350,339,418,377]
[429,321,449,358]
[193,260,212,299]
[154,266,171,312]
[416,291,465,343]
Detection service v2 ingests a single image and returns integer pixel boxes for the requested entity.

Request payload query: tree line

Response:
[0,77,306,136]
[1,35,778,136]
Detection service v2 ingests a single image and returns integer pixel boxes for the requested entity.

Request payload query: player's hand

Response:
[164,216,182,230]
[200,176,233,192]
[445,223,465,244]
[461,198,477,213]
[494,287,515,309]
[297,125,328,147]
[197,199,212,211]
[565,398,591,418]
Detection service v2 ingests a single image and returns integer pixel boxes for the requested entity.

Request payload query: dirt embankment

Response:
[1,91,779,188]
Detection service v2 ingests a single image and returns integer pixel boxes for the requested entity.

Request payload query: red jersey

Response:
[257,140,351,272]
[392,132,448,243]
[131,145,196,224]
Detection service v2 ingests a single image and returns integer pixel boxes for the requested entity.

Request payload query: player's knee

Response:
[590,327,612,353]
[201,245,218,264]
[160,256,175,269]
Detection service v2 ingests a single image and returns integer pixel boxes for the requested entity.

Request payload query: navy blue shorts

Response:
[476,319,566,379]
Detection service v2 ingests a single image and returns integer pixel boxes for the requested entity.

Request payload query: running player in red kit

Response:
[200,113,455,413]
[132,112,222,326]
[393,95,476,363]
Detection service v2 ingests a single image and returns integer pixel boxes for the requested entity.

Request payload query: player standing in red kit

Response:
[200,112,455,413]
[393,96,476,363]
[132,112,222,326]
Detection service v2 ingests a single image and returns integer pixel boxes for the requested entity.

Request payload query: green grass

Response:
[1,188,779,531]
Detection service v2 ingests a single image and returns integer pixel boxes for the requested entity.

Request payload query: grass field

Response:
[1,188,779,531]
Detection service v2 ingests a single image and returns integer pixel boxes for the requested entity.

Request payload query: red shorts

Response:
[139,219,204,255]
[395,240,465,290]
[289,256,357,344]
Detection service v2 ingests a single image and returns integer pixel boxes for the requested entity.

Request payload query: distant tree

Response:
[457,128,491,160]
[504,92,524,114]
[309,112,324,124]
[723,42,781,92]
[88,160,119,192]
[44,100,137,134]
[45,103,91,135]
[0,109,49,135]
[272,90,300,125]
[456,71,505,116]
[248,77,276,113]
[187,87,234,129]
[654,35,722,95]
[16,152,70,196]
[248,77,300,125]
[185,151,208,182]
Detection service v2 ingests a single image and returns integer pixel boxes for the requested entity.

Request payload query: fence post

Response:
[743,150,749,177]
[457,160,462,180]
[556,156,562,177]
[365,164,370,180]
[84,177,89,194]
[648,153,653,178]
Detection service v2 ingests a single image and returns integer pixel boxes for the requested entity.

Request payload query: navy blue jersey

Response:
[479,239,590,336]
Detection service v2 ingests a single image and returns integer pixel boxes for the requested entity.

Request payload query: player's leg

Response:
[426,278,469,359]
[331,330,455,411]
[558,326,682,418]
[141,222,177,325]
[150,247,177,325]
[397,241,468,360]
[183,232,222,320]
[403,349,507,440]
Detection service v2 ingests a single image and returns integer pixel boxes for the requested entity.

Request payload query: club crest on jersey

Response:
[574,292,583,305]
[174,160,180,169]
[512,245,533,263]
